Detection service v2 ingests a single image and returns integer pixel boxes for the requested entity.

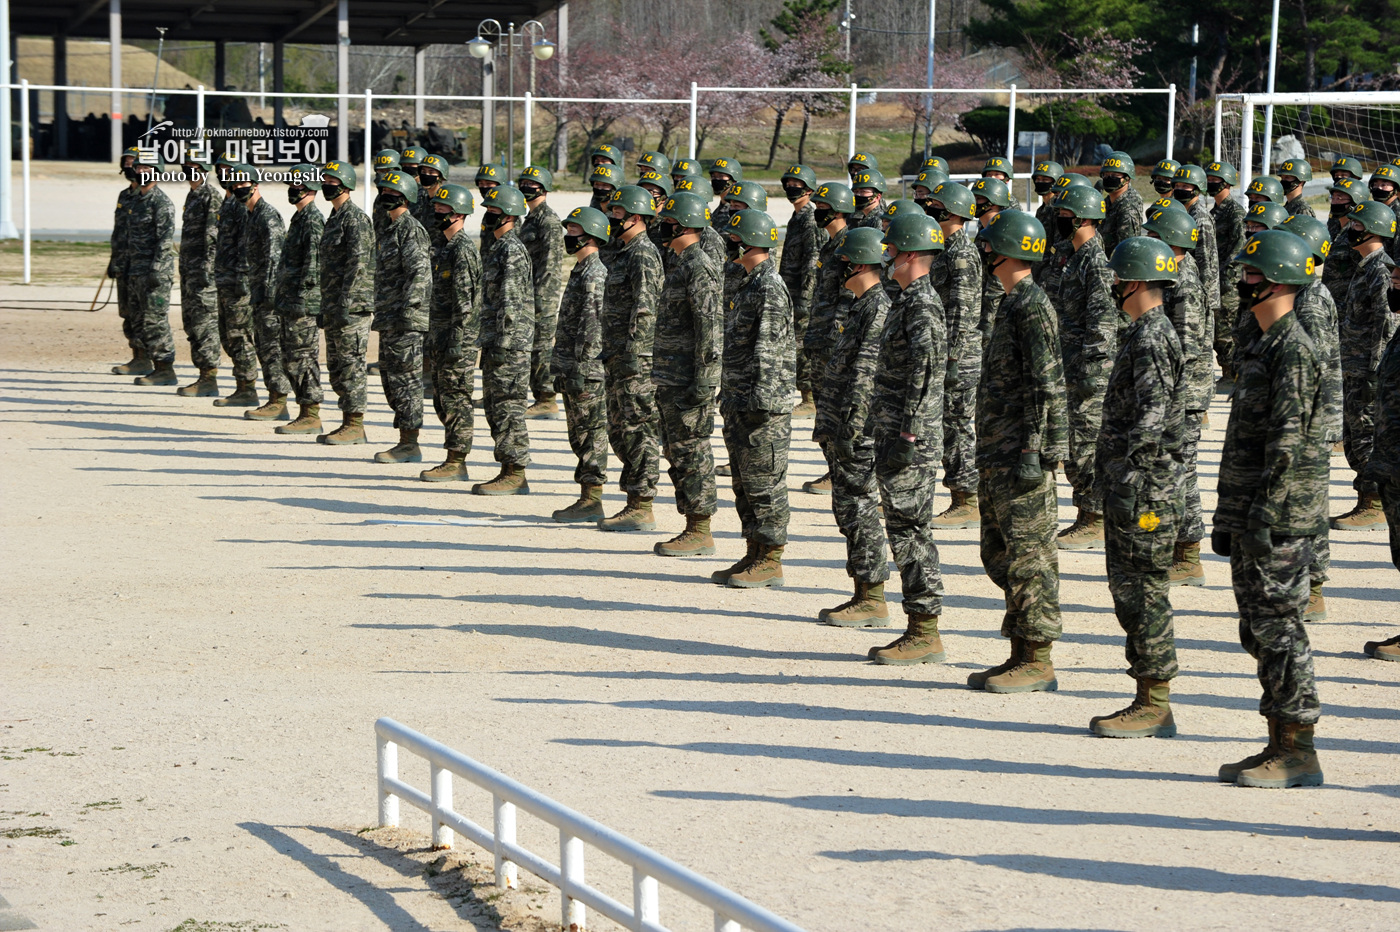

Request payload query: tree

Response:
[757,0,850,169]
[889,50,987,159]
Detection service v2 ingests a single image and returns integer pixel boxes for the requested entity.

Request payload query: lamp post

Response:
[468,19,553,178]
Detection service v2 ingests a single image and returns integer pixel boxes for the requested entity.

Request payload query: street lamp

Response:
[469,19,553,179]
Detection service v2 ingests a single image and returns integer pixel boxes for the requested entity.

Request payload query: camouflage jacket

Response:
[654,240,722,389]
[976,275,1069,467]
[107,183,138,277]
[1057,234,1119,391]
[722,256,796,413]
[850,204,883,230]
[1039,235,1073,303]
[1187,195,1221,312]
[480,227,535,353]
[980,263,1004,345]
[806,227,852,358]
[519,199,566,323]
[412,184,447,250]
[779,202,822,320]
[601,231,664,363]
[1101,186,1144,258]
[1213,196,1246,295]
[319,200,376,325]
[710,199,734,233]
[241,197,285,307]
[429,228,483,360]
[274,203,324,318]
[821,284,890,443]
[1285,197,1316,219]
[1215,312,1327,535]
[870,274,946,458]
[179,180,221,288]
[1340,246,1398,377]
[1239,278,1342,442]
[932,227,982,375]
[1322,229,1358,306]
[372,211,432,332]
[553,251,607,383]
[1370,322,1400,481]
[123,186,176,282]
[1165,252,1212,413]
[699,225,728,273]
[213,189,248,291]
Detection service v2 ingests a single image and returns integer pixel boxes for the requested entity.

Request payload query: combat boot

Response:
[801,472,832,495]
[472,464,529,495]
[1363,634,1400,661]
[727,545,784,588]
[1199,412,1211,429]
[374,428,422,464]
[983,640,1058,693]
[552,484,604,521]
[932,490,980,529]
[1218,717,1278,782]
[177,368,219,397]
[134,361,177,386]
[244,392,290,420]
[655,515,716,556]
[599,494,656,532]
[112,349,152,376]
[318,412,367,445]
[1331,441,1345,454]
[213,380,259,408]
[821,579,890,628]
[966,637,1022,689]
[1237,721,1324,788]
[420,450,469,482]
[869,613,945,664]
[1303,581,1327,621]
[711,540,758,584]
[1169,541,1205,587]
[1330,494,1386,530]
[525,394,563,419]
[276,403,322,435]
[1089,678,1177,738]
[791,389,816,419]
[1057,511,1104,550]
[715,462,732,477]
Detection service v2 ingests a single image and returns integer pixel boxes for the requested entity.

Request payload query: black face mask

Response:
[1388,288,1400,313]
[813,206,836,227]
[519,184,543,199]
[1330,203,1352,219]
[232,185,253,202]
[1152,178,1174,194]
[1206,181,1225,196]
[784,185,806,203]
[608,218,626,241]
[1281,178,1302,195]
[981,247,1000,275]
[1348,227,1370,247]
[375,192,405,212]
[929,206,953,223]
[288,186,310,204]
[725,238,741,258]
[1101,174,1126,192]
[590,188,610,209]
[436,212,456,232]
[477,184,496,198]
[1055,215,1077,239]
[1371,185,1396,202]
[659,221,683,243]
[1033,180,1053,195]
[418,173,442,188]
[481,212,503,233]
[973,202,991,219]
[1112,281,1136,311]
[853,193,877,210]
[322,184,342,201]
[564,233,588,255]
[122,166,139,182]
[1172,187,1194,203]
[711,179,730,196]
[1238,278,1271,306]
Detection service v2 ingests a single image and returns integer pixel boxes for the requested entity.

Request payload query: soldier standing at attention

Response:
[411,154,449,241]
[175,150,222,397]
[234,165,294,421]
[849,168,887,229]
[1207,161,1246,389]
[211,154,260,409]
[420,184,483,483]
[126,155,179,387]
[638,170,676,267]
[781,164,823,420]
[1359,264,1400,662]
[710,210,797,589]
[1099,151,1143,258]
[1149,159,1181,198]
[972,177,1013,343]
[1171,165,1221,347]
[107,147,145,374]
[981,156,1022,211]
[805,182,856,497]
[1039,173,1094,305]
[551,207,612,521]
[371,149,402,238]
[1090,237,1186,738]
[708,157,743,232]
[1320,177,1369,307]
[1031,160,1064,244]
[847,151,878,184]
[272,165,326,436]
[316,160,376,446]
[970,211,1068,694]
[1213,230,1327,789]
[476,162,506,260]
[1367,164,1400,265]
[473,185,536,495]
[1278,159,1316,218]
[516,165,567,420]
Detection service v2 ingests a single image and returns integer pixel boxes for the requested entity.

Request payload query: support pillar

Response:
[272,41,285,128]
[480,50,494,163]
[214,39,226,91]
[337,0,349,161]
[0,0,14,238]
[554,1,568,173]
[110,0,123,162]
[54,34,69,159]
[414,46,425,129]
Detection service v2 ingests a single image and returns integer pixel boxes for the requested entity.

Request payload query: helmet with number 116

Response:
[976,209,1047,262]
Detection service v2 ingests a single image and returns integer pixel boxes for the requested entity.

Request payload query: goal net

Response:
[1215,92,1400,182]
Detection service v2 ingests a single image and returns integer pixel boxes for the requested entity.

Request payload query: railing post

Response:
[1005,84,1017,163]
[688,82,698,159]
[847,84,858,159]
[20,79,31,284]
[196,84,205,144]
[377,735,399,827]
[430,763,453,849]
[523,91,533,167]
[363,88,374,212]
[1213,95,1223,163]
[561,834,586,931]
[493,794,518,889]
[632,868,658,931]
[1165,83,1177,160]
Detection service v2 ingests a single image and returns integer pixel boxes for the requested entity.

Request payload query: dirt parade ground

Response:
[1,281,1398,932]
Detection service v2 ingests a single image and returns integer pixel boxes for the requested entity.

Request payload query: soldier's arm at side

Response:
[1019,293,1063,453]
[1251,342,1315,529]
[1120,330,1174,492]
[405,224,433,314]
[1079,260,1120,386]
[500,243,536,353]
[688,257,723,387]
[899,297,939,438]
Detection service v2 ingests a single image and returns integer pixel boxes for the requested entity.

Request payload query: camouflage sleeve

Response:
[536,217,566,317]
[1019,290,1064,454]
[108,194,128,276]
[346,210,376,311]
[1077,256,1119,389]
[1365,263,1399,373]
[946,250,982,371]
[261,213,284,304]
[578,266,606,377]
[688,254,722,387]
[753,270,796,410]
[794,212,819,312]
[405,222,433,318]
[449,240,481,356]
[1195,215,1220,311]
[154,194,176,281]
[899,293,940,438]
[499,241,536,353]
[1118,323,1176,495]
[631,247,665,356]
[837,293,888,434]
[1251,339,1319,529]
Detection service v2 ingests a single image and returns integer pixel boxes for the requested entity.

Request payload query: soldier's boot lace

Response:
[1219,716,1279,783]
[1090,677,1177,738]
[823,579,891,628]
[553,483,604,521]
[374,428,423,463]
[932,490,980,529]
[245,392,290,421]
[727,545,785,589]
[318,412,367,445]
[966,637,1023,689]
[1056,511,1104,550]
[1363,633,1400,662]
[277,403,322,435]
[472,463,530,495]
[1330,494,1387,530]
[599,493,656,532]
[134,361,178,386]
[213,380,260,408]
[112,349,152,376]
[711,540,758,584]
[177,368,219,397]
[420,450,469,482]
[1237,721,1323,788]
[869,613,945,664]
[1169,541,1205,587]
[983,640,1058,693]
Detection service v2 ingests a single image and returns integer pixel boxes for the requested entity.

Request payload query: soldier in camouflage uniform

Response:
[1207,161,1246,387]
[971,210,1069,694]
[176,150,222,396]
[551,206,612,521]
[1099,151,1143,258]
[476,162,507,259]
[1090,237,1186,739]
[981,156,1022,211]
[1359,264,1400,662]
[1246,175,1285,209]
[710,209,797,590]
[271,165,326,436]
[1212,230,1327,789]
[971,177,1013,344]
[411,154,449,242]
[398,145,425,179]
[847,151,878,182]
[1039,173,1095,304]
[590,143,621,169]
[708,157,743,232]
[639,169,675,267]
[1321,177,1369,307]
[317,160,376,445]
[804,182,856,496]
[371,149,402,239]
[515,165,566,420]
[125,155,179,387]
[780,164,823,419]
[651,192,723,557]
[1171,165,1221,341]
[1366,164,1400,265]
[850,167,887,230]
[233,165,294,420]
[589,163,623,266]
[1030,160,1064,258]
[1277,158,1316,218]
[473,185,536,495]
[108,146,147,375]
[1149,159,1181,198]
[211,154,260,408]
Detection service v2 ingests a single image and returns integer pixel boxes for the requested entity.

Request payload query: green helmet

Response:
[591,143,620,166]
[562,204,610,242]
[1151,158,1181,180]
[709,156,743,182]
[1107,236,1181,283]
[1277,158,1313,184]
[419,154,450,180]
[1277,213,1332,263]
[725,181,768,212]
[930,181,977,220]
[725,208,780,249]
[1370,165,1399,191]
[672,177,704,195]
[482,183,527,217]
[885,214,946,253]
[847,152,879,173]
[590,163,621,190]
[373,149,401,173]
[781,163,818,192]
[182,146,213,168]
[517,164,554,192]
[1032,159,1065,182]
[476,162,505,184]
[638,170,674,197]
[1236,229,1318,284]
[921,156,949,174]
[812,181,855,214]
[608,184,658,217]
[657,191,712,230]
[835,226,887,265]
[1330,156,1364,180]
[671,158,704,182]
[1144,196,1178,223]
[1056,184,1107,220]
[1245,201,1289,230]
[914,169,950,195]
[882,199,925,224]
[322,159,357,190]
[214,151,239,170]
[1348,200,1398,239]
[377,168,419,202]
[434,183,475,216]
[286,163,319,189]
[1246,175,1285,204]
[850,167,886,195]
[1143,205,1200,249]
[228,162,259,186]
[134,149,167,173]
[976,209,1047,262]
[1173,164,1208,191]
[970,176,1011,208]
[637,150,672,176]
[1330,176,1371,204]
[1101,151,1135,176]
[982,155,1012,178]
[1053,172,1094,195]
[1205,160,1239,187]
[400,146,426,168]
[120,145,141,168]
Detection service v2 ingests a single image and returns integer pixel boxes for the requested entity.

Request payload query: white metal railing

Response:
[374,717,806,932]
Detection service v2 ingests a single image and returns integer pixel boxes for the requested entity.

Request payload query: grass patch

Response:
[167,922,288,932]
[84,798,122,811]
[99,862,170,879]
[2,825,67,839]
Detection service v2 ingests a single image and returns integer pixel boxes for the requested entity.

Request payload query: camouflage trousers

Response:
[1342,374,1379,496]
[1215,273,1240,373]
[605,360,660,498]
[656,385,717,518]
[1385,480,1400,570]
[180,278,221,370]
[529,306,560,401]
[1230,533,1321,725]
[810,350,835,471]
[251,300,292,396]
[794,305,812,392]
[1064,388,1106,513]
[877,457,944,617]
[979,465,1063,642]
[427,331,474,453]
[377,329,424,431]
[721,406,791,547]
[482,351,531,466]
[830,444,888,584]
[216,286,259,383]
[279,315,323,406]
[562,381,608,486]
[1176,411,1205,543]
[942,362,979,494]
[1310,529,1330,586]
[324,315,371,413]
[1106,508,1179,681]
[131,273,176,365]
[115,275,139,352]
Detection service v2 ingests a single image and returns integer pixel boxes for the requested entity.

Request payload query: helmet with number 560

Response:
[976,209,1047,262]
[1107,236,1180,283]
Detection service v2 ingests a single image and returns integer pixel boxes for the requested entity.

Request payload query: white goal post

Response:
[1214,91,1400,188]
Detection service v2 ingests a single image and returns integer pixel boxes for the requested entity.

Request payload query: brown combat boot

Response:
[1169,541,1205,587]
[1219,717,1279,782]
[1303,581,1327,621]
[727,545,784,588]
[213,380,259,408]
[1237,721,1324,788]
[525,394,563,419]
[711,540,758,584]
[553,484,604,521]
[822,579,891,628]
[244,392,290,420]
[869,613,945,665]
[932,490,980,529]
[1331,441,1345,454]
[134,361,178,386]
[791,389,816,419]
[276,403,322,435]
[599,493,656,531]
[1057,511,1104,550]
[177,367,219,397]
[655,515,716,556]
[1364,634,1400,661]
[374,428,423,463]
[966,637,1022,689]
[112,349,152,376]
[1330,494,1387,530]
[1090,677,1177,738]
[472,463,529,495]
[1199,412,1211,429]
[318,412,367,445]
[801,472,833,495]
[420,450,469,482]
[715,462,732,477]
[983,640,1058,693]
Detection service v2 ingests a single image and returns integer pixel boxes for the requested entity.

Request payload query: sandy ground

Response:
[0,281,1397,932]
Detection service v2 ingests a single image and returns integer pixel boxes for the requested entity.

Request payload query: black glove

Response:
[553,374,569,395]
[1105,483,1136,525]
[686,380,715,407]
[484,344,510,365]
[1069,380,1098,403]
[1210,529,1232,557]
[1013,451,1043,494]
[1240,524,1273,558]
[835,427,857,464]
[612,354,641,378]
[886,436,916,469]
